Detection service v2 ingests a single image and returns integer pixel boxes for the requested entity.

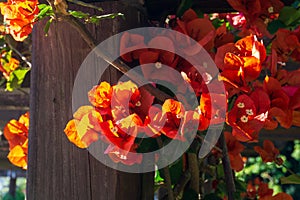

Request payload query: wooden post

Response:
[27,2,153,199]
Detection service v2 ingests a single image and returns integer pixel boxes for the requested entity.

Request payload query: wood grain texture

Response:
[27,2,153,200]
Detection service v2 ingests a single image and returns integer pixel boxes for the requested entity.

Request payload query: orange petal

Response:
[64,119,87,148]
[7,145,27,169]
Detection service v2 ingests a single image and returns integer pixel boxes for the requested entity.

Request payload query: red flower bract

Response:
[254,140,283,165]
[227,92,269,142]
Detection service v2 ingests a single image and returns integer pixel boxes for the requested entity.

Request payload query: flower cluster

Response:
[0,0,39,41]
[65,81,205,165]
[64,9,300,172]
[0,50,20,80]
[245,178,293,200]
[3,112,29,169]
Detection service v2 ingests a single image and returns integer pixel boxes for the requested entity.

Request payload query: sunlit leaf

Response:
[267,20,286,34]
[37,4,53,19]
[279,6,300,26]
[44,18,53,36]
[69,10,90,19]
[281,174,300,184]
[6,68,29,91]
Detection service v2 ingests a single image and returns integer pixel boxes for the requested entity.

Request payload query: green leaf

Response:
[159,156,183,185]
[176,0,193,17]
[36,4,52,19]
[6,68,29,92]
[279,6,300,26]
[86,13,124,24]
[267,20,286,34]
[69,10,90,19]
[216,163,224,179]
[212,18,225,29]
[292,0,300,8]
[281,174,300,184]
[155,169,164,183]
[44,18,53,36]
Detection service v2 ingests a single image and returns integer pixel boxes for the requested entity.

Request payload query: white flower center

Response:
[240,115,248,123]
[237,102,245,108]
[246,109,254,116]
[268,6,274,13]
[135,101,141,107]
[155,62,162,69]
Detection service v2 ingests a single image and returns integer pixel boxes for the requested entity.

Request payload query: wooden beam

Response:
[260,127,300,140]
[27,2,153,200]
[0,88,29,109]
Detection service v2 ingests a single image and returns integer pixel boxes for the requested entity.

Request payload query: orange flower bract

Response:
[0,0,39,41]
[3,112,29,169]
[88,81,112,108]
[64,106,103,147]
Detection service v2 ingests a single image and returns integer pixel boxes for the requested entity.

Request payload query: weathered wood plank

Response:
[0,88,29,109]
[27,2,153,200]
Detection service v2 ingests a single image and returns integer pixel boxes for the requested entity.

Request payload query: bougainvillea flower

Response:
[173,9,215,52]
[227,0,284,38]
[7,141,28,170]
[104,144,142,165]
[258,181,293,200]
[99,114,143,152]
[246,179,293,200]
[4,112,29,150]
[254,140,283,165]
[110,81,141,120]
[145,99,198,140]
[64,119,87,148]
[0,56,19,80]
[272,29,300,62]
[258,182,274,199]
[287,69,300,86]
[235,35,266,64]
[214,43,238,71]
[214,23,235,48]
[0,0,39,41]
[261,193,293,200]
[263,76,293,129]
[226,13,246,29]
[138,36,178,80]
[217,35,266,96]
[64,106,103,147]
[120,32,146,62]
[227,94,269,142]
[198,92,227,130]
[224,131,245,171]
[159,99,185,139]
[88,81,112,109]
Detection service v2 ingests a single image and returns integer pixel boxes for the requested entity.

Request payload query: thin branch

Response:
[7,43,32,69]
[187,153,199,196]
[219,132,235,200]
[173,169,191,199]
[196,135,222,153]
[156,137,174,200]
[67,0,103,11]
[62,15,173,103]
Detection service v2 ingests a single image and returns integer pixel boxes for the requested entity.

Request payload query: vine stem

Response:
[156,137,174,200]
[219,132,236,200]
[281,163,297,175]
[62,15,172,103]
